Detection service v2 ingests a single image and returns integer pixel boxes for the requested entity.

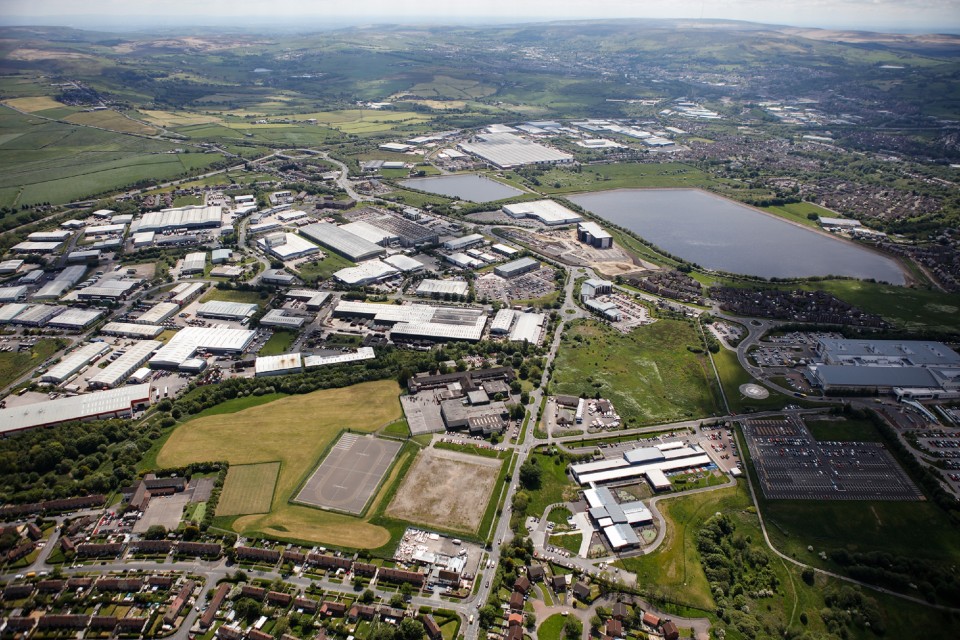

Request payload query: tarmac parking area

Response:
[743,418,922,501]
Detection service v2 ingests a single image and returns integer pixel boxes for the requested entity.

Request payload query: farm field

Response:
[62,110,159,135]
[535,162,714,194]
[386,447,502,534]
[156,380,403,547]
[552,319,721,426]
[0,107,224,206]
[217,462,280,516]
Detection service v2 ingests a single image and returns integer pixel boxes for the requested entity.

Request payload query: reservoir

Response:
[568,189,905,284]
[401,174,524,202]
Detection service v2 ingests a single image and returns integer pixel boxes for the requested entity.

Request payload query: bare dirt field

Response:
[386,447,502,534]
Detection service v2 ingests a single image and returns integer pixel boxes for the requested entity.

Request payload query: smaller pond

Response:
[400,174,524,202]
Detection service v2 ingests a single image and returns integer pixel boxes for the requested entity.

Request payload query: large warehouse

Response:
[257,232,320,261]
[415,279,469,298]
[33,266,87,300]
[495,257,540,278]
[260,309,307,330]
[0,384,152,435]
[137,302,179,325]
[333,300,488,342]
[458,132,574,169]
[332,260,400,286]
[101,322,164,339]
[340,221,396,246]
[88,340,163,388]
[181,252,207,275]
[76,279,140,301]
[137,205,223,232]
[149,326,255,368]
[583,486,652,551]
[508,312,545,344]
[570,442,712,489]
[196,301,258,321]
[503,200,582,226]
[805,338,960,396]
[300,222,385,261]
[577,221,613,249]
[255,353,303,377]
[304,347,376,369]
[41,342,111,384]
[47,308,105,330]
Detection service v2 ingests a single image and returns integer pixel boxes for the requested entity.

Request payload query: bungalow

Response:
[508,613,524,628]
[612,602,629,620]
[662,620,680,640]
[551,574,567,592]
[527,564,546,582]
[509,591,525,612]
[641,612,660,628]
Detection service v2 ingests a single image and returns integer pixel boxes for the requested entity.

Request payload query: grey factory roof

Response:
[138,205,222,231]
[508,312,544,343]
[332,260,399,285]
[42,342,111,384]
[303,347,376,369]
[258,233,320,260]
[502,200,582,225]
[0,384,152,435]
[47,307,105,329]
[137,302,179,325]
[182,252,207,274]
[149,326,256,367]
[28,230,72,242]
[496,257,540,276]
[14,304,65,325]
[88,340,163,388]
[196,301,258,320]
[808,364,940,389]
[383,254,425,273]
[101,322,163,338]
[76,279,139,299]
[260,309,307,329]
[578,221,612,239]
[443,234,485,251]
[0,286,28,302]
[0,303,31,323]
[11,241,62,253]
[490,308,516,334]
[340,221,395,245]
[415,279,469,297]
[818,338,960,367]
[459,132,573,169]
[255,353,303,376]
[300,222,385,262]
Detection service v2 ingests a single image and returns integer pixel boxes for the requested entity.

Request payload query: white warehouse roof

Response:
[509,312,544,343]
[416,279,469,297]
[88,340,163,388]
[383,254,425,273]
[138,205,222,231]
[101,322,163,338]
[42,342,111,384]
[196,301,258,320]
[255,353,303,376]
[150,326,255,367]
[333,260,399,286]
[137,302,179,325]
[0,384,152,435]
[502,200,582,225]
[304,347,376,369]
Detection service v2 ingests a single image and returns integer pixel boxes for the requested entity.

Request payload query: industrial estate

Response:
[1,12,960,640]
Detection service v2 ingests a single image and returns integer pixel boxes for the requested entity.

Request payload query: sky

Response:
[1,0,959,32]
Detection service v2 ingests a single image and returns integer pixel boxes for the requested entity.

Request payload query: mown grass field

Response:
[259,330,297,356]
[760,201,834,228]
[217,462,280,516]
[296,253,356,283]
[199,287,264,306]
[157,380,403,547]
[537,614,567,640]
[552,319,721,425]
[805,418,883,442]
[710,347,791,414]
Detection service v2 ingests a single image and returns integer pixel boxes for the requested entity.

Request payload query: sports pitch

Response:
[294,433,402,514]
[218,462,280,516]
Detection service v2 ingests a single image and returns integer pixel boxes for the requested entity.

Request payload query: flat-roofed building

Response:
[287,289,330,310]
[101,322,163,338]
[341,221,396,246]
[415,279,469,298]
[47,307,105,330]
[304,347,376,369]
[818,217,862,230]
[495,257,539,279]
[459,132,573,169]
[88,341,163,388]
[257,233,320,261]
[509,312,544,344]
[260,309,307,330]
[333,260,400,286]
[132,231,155,247]
[577,221,613,248]
[137,302,178,325]
[446,252,482,269]
[170,282,206,306]
[585,298,621,322]
[84,224,127,236]
[491,243,518,257]
[581,278,613,299]
[261,269,297,286]
[440,398,508,435]
[0,384,152,435]
[490,308,516,335]
[334,300,488,343]
[364,215,438,247]
[255,353,303,377]
[211,249,232,264]
[42,342,111,384]
[196,301,258,321]
[181,252,207,275]
[149,326,255,368]
[443,234,484,251]
[300,222,385,262]
[503,200,582,226]
[384,254,425,273]
[67,250,101,264]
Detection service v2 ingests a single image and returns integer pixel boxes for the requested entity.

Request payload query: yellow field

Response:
[139,109,223,127]
[157,380,403,547]
[63,110,159,135]
[218,462,280,516]
[4,96,65,112]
